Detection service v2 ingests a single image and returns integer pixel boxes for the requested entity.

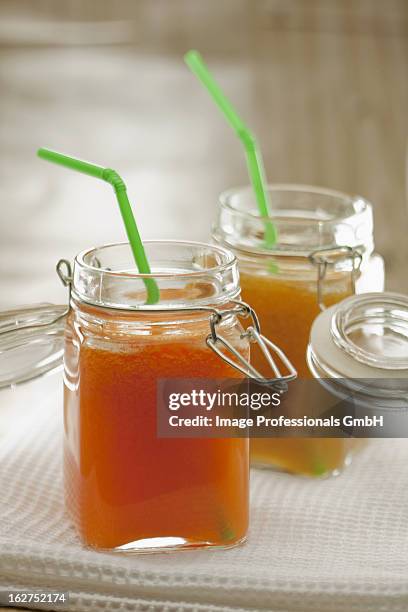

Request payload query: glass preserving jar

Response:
[64,240,253,552]
[0,240,295,552]
[213,184,385,477]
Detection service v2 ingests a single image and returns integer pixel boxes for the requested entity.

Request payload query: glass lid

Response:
[309,292,408,379]
[331,293,408,370]
[0,304,66,389]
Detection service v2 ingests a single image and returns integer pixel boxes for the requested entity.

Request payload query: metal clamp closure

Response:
[56,259,73,288]
[309,246,363,311]
[206,300,297,390]
[54,258,73,321]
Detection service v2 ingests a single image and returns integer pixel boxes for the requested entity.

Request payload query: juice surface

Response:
[240,270,353,476]
[64,334,248,550]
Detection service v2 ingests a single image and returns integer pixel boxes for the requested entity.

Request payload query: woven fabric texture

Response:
[0,374,407,612]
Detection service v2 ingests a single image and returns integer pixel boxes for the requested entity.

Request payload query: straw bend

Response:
[102,169,127,193]
[37,147,160,305]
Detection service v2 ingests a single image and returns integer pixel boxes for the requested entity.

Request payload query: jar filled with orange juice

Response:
[0,240,295,552]
[61,240,255,552]
[213,185,385,477]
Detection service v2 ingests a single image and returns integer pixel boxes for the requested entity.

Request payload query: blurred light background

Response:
[0,0,407,307]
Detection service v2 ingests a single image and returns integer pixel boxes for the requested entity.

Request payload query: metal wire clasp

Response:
[56,258,73,316]
[309,246,363,311]
[206,300,297,390]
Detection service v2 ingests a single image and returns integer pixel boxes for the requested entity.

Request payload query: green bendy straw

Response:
[37,148,160,305]
[184,50,278,247]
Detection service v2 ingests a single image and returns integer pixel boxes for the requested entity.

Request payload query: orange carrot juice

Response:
[64,316,248,550]
[63,240,249,551]
[240,272,352,379]
[241,271,353,476]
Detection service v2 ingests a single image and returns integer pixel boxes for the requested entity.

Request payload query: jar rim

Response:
[216,183,374,259]
[219,183,371,223]
[72,240,241,311]
[75,240,237,279]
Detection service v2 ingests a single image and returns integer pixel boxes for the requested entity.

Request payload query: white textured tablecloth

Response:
[0,374,407,612]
